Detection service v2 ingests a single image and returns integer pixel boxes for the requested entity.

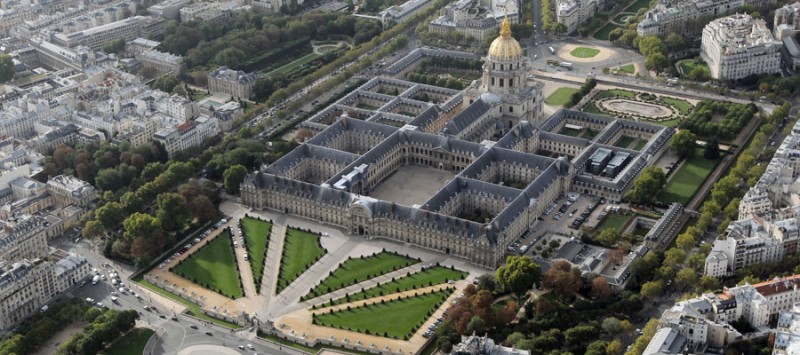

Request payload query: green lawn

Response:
[560,127,582,137]
[545,87,578,106]
[614,136,636,148]
[618,64,635,74]
[594,23,622,40]
[100,328,154,355]
[172,229,243,299]
[677,59,710,77]
[597,213,632,232]
[323,266,467,306]
[135,278,240,328]
[595,89,636,99]
[634,140,648,150]
[241,217,272,293]
[583,102,604,115]
[662,97,693,115]
[570,47,600,58]
[627,0,653,12]
[276,228,327,293]
[314,289,453,339]
[303,252,418,300]
[268,52,323,76]
[658,148,720,205]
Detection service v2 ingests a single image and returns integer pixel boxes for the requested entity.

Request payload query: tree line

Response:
[58,309,138,355]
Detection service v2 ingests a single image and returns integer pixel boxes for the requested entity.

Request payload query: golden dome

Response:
[487,17,523,61]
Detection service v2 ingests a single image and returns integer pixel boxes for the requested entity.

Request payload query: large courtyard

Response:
[370,165,456,206]
[138,201,485,354]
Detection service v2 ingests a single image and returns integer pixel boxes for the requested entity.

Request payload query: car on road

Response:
[205,331,213,336]
[239,346,246,350]
[247,344,254,349]
[190,325,198,330]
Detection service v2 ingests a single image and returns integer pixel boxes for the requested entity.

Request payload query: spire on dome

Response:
[500,16,511,38]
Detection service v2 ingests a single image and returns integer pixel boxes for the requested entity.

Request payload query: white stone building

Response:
[46,175,96,208]
[50,16,149,50]
[637,0,777,38]
[556,0,602,34]
[428,0,520,44]
[701,14,782,80]
[208,66,256,100]
[153,115,220,157]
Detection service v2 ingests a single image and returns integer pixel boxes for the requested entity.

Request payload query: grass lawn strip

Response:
[100,328,154,355]
[570,47,600,58]
[658,148,720,204]
[618,64,635,74]
[677,59,710,77]
[321,266,467,306]
[661,97,693,115]
[597,212,632,232]
[633,140,648,150]
[627,0,652,12]
[172,229,244,299]
[614,136,636,148]
[136,279,240,328]
[545,87,578,106]
[268,52,323,76]
[277,228,327,293]
[313,289,453,339]
[241,217,271,293]
[304,252,418,300]
[560,127,582,137]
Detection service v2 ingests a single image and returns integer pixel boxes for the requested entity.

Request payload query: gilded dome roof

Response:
[487,17,523,61]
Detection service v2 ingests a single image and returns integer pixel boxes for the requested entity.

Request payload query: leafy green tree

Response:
[640,280,663,300]
[223,164,248,194]
[495,256,542,300]
[120,191,144,214]
[595,228,621,247]
[670,130,696,158]
[0,54,15,83]
[95,202,124,229]
[601,317,622,335]
[95,168,122,191]
[466,316,485,334]
[675,267,698,290]
[82,220,105,239]
[688,66,709,81]
[704,137,720,159]
[564,325,599,345]
[626,166,666,204]
[506,332,526,346]
[156,193,191,231]
[123,213,162,241]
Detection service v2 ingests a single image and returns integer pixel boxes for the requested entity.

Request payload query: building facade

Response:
[208,66,256,100]
[638,0,778,38]
[701,14,782,80]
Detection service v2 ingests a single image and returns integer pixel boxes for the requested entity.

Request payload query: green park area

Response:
[241,217,272,293]
[570,47,600,58]
[628,0,653,12]
[268,52,324,76]
[313,289,453,339]
[658,148,720,205]
[593,23,621,40]
[303,252,418,300]
[595,89,636,99]
[596,213,632,232]
[324,266,467,306]
[545,87,578,106]
[277,228,327,293]
[618,64,635,74]
[100,328,154,355]
[634,140,648,150]
[677,59,710,77]
[661,97,693,115]
[172,229,243,299]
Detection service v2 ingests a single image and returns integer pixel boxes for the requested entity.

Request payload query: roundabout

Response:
[557,43,615,63]
[178,345,242,355]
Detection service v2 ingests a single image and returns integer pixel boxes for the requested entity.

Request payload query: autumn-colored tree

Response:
[542,260,583,297]
[496,300,518,324]
[189,195,217,223]
[591,276,612,300]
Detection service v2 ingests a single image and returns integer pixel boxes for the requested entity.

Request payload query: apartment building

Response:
[153,115,220,157]
[637,0,777,38]
[0,259,55,330]
[701,14,782,80]
[148,0,191,19]
[556,0,602,34]
[46,175,96,208]
[428,0,520,43]
[208,66,256,100]
[135,49,183,75]
[774,304,800,354]
[50,16,147,50]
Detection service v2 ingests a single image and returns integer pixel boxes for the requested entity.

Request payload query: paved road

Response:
[52,236,306,355]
